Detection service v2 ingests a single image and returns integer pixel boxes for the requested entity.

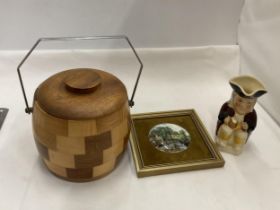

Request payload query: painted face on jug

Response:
[232,92,256,115]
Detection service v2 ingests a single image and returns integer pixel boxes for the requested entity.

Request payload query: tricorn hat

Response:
[229,75,267,98]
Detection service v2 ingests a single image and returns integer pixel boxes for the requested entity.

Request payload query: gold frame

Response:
[129,109,225,177]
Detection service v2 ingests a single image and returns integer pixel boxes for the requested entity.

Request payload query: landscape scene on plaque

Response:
[148,123,191,153]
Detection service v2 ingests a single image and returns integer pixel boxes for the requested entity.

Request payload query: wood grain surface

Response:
[64,69,101,94]
[33,95,130,181]
[35,68,128,120]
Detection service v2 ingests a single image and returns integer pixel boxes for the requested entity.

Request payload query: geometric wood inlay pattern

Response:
[32,100,130,182]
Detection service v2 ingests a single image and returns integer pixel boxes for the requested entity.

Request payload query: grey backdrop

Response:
[239,0,280,125]
[0,0,244,49]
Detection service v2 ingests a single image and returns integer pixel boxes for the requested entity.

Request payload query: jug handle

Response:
[17,35,143,114]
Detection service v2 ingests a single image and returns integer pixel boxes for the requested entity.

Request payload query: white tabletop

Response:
[0,46,279,210]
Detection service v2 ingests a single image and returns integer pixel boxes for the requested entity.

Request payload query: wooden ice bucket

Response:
[17,36,142,182]
[30,68,132,181]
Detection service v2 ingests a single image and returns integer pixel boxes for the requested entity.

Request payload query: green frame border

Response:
[129,109,225,177]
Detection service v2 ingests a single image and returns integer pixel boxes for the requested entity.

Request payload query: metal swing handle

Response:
[17,35,143,114]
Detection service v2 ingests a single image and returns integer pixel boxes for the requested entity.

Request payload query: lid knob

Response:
[64,69,101,94]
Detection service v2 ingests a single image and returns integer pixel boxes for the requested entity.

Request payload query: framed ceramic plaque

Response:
[129,109,225,177]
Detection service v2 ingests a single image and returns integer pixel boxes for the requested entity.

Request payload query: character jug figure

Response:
[216,75,267,155]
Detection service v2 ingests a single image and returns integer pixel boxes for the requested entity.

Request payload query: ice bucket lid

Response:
[35,68,128,120]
